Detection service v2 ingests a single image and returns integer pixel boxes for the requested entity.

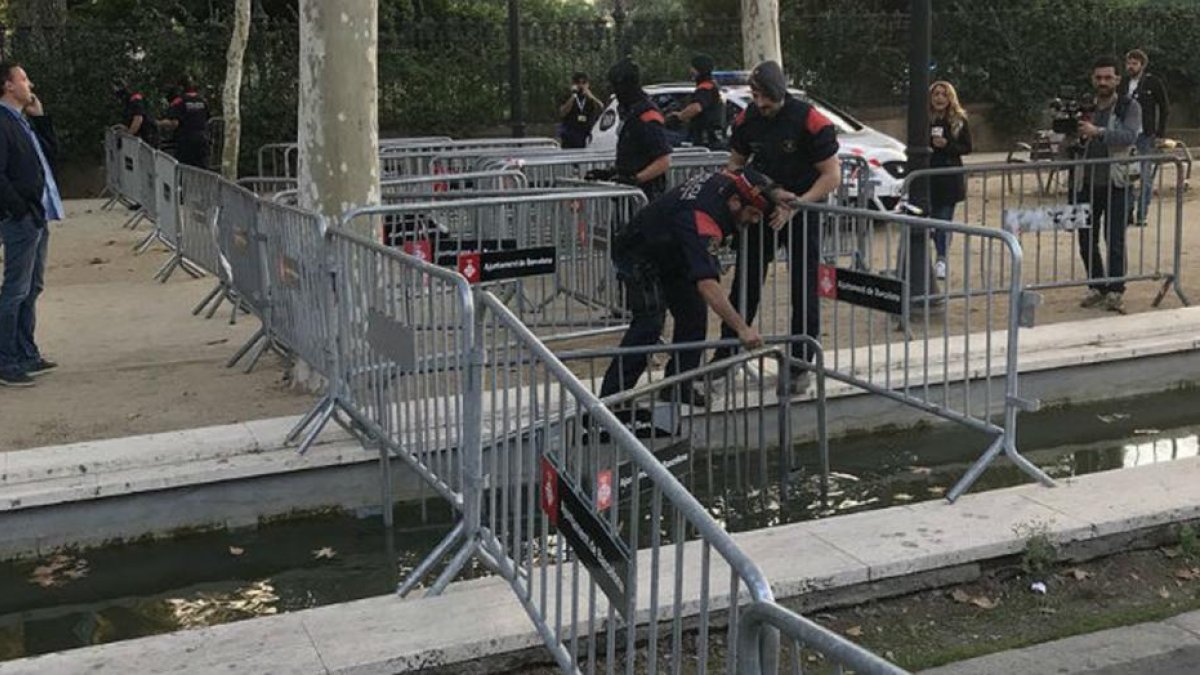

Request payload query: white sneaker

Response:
[934,259,947,280]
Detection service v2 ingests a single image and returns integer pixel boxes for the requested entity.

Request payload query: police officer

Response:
[112,80,157,146]
[711,61,841,394]
[158,78,210,169]
[557,72,604,149]
[667,54,725,149]
[585,58,672,200]
[599,168,787,408]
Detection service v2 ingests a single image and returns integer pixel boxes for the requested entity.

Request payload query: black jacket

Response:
[0,106,58,221]
[929,115,972,206]
[1119,72,1169,138]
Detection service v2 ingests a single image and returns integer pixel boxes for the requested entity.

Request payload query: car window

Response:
[651,92,691,114]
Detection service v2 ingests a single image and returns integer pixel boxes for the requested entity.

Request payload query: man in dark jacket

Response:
[0,62,63,387]
[599,168,785,407]
[1120,49,1169,226]
[709,60,841,395]
[584,58,672,200]
[667,54,725,149]
[159,78,210,169]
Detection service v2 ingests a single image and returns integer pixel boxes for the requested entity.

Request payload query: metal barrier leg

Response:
[192,282,223,317]
[396,521,466,597]
[294,398,335,454]
[286,397,329,445]
[155,253,204,283]
[948,435,1053,502]
[227,326,266,369]
[123,210,148,230]
[425,538,482,597]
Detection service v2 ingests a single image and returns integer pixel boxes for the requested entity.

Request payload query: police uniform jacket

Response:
[730,96,839,194]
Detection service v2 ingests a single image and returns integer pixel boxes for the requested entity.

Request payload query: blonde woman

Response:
[928,80,972,279]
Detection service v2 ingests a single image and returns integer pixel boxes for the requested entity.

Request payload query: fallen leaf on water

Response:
[1133,428,1161,435]
[1175,568,1199,581]
[1162,547,1182,559]
[927,486,947,496]
[1130,572,1142,581]
[970,596,998,610]
[1096,413,1130,424]
[1066,568,1092,581]
[312,547,337,560]
[228,546,244,556]
[845,625,863,637]
[908,466,932,476]
[27,554,90,588]
[950,589,972,604]
[892,493,914,502]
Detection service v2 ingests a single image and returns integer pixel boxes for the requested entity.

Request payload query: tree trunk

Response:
[741,0,782,68]
[221,0,252,180]
[297,0,380,232]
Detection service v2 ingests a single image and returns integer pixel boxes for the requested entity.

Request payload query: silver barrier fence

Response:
[471,289,784,673]
[256,136,456,178]
[252,201,333,385]
[341,188,648,336]
[379,169,528,195]
[115,131,155,230]
[428,146,612,176]
[720,198,1043,501]
[379,137,561,178]
[739,601,910,674]
[134,150,193,267]
[100,127,127,208]
[199,179,268,326]
[236,176,300,198]
[169,165,225,293]
[902,154,1190,321]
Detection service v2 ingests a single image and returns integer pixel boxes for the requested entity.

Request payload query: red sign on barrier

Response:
[540,457,560,526]
[818,264,837,299]
[403,239,432,263]
[595,469,613,511]
[458,252,482,284]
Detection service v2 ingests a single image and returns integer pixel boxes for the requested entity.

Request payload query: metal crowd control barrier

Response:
[256,136,456,178]
[200,180,267,326]
[380,169,528,195]
[903,154,1190,320]
[379,137,561,178]
[428,146,610,176]
[739,601,910,674]
[252,201,331,381]
[114,131,154,230]
[236,176,299,198]
[134,150,189,261]
[469,290,787,673]
[170,165,224,292]
[100,127,128,208]
[341,188,647,337]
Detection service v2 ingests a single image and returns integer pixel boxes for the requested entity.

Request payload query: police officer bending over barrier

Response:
[584,58,671,201]
[667,54,725,149]
[710,60,841,395]
[599,168,796,408]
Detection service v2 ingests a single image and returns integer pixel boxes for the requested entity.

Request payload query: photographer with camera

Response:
[557,72,603,149]
[1067,55,1142,315]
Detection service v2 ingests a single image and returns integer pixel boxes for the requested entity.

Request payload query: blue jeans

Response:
[0,213,48,375]
[1135,134,1157,223]
[929,202,957,258]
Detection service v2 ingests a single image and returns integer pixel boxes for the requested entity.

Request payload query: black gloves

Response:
[584,167,614,181]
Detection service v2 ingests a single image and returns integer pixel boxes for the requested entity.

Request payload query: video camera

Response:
[1049,87,1095,135]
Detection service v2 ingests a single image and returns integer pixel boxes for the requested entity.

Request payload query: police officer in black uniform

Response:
[585,58,672,200]
[599,168,784,407]
[667,54,725,149]
[158,78,210,169]
[113,80,157,146]
[711,61,842,394]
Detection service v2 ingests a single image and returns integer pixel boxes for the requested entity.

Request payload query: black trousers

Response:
[717,213,821,365]
[599,258,707,399]
[1076,185,1129,294]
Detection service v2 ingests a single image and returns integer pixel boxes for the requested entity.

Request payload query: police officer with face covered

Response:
[599,168,786,408]
[710,60,841,394]
[585,58,672,200]
[158,78,210,169]
[667,54,725,149]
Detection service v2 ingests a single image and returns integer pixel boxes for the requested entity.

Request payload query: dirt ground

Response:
[0,200,313,452]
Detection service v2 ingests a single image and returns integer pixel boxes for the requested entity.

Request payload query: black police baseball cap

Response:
[748,60,788,102]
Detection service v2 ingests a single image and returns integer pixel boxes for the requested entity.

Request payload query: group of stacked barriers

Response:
[108,124,1017,667]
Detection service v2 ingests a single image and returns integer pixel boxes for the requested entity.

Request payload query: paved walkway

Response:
[922,609,1200,675]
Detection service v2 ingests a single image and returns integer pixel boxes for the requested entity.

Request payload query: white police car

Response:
[588,72,908,207]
